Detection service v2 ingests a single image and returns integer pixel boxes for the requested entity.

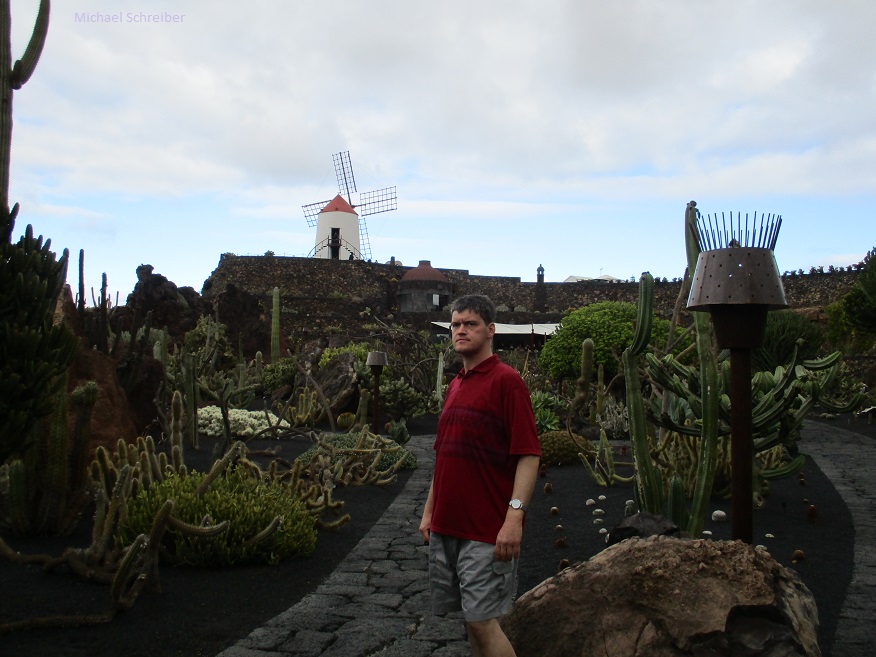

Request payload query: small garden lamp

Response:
[687,210,788,543]
[366,351,388,431]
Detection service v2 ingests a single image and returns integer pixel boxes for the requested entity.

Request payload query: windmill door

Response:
[330,228,341,259]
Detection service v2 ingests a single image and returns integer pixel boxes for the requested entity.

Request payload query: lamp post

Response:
[366,351,388,432]
[686,210,788,543]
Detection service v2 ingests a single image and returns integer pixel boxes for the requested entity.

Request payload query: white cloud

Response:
[5,0,875,296]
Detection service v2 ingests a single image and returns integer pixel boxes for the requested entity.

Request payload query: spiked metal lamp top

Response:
[687,211,789,349]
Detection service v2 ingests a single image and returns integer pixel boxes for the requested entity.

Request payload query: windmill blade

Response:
[333,151,357,202]
[302,200,330,227]
[358,186,397,217]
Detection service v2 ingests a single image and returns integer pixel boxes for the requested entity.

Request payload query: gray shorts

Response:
[428,533,518,622]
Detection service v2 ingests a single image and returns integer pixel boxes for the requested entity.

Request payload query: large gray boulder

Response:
[502,536,820,657]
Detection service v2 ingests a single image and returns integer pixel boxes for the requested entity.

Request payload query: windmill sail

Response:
[333,151,357,202]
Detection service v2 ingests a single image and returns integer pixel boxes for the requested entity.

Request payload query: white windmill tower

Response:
[302,152,397,260]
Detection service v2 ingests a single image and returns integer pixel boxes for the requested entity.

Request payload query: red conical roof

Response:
[320,194,358,215]
[401,260,449,282]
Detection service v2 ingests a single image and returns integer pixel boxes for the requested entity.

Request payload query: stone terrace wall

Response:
[202,254,862,332]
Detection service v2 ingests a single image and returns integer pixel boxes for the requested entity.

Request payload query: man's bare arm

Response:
[495,455,540,560]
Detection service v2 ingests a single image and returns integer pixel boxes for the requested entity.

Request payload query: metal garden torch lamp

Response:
[686,210,788,543]
[366,351,388,432]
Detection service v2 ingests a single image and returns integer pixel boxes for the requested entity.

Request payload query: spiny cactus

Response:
[578,429,632,486]
[1,1,50,209]
[1,5,79,468]
[296,428,416,490]
[271,286,281,363]
[386,417,411,446]
[336,411,357,431]
[278,387,325,427]
[616,205,723,536]
[569,338,594,421]
[623,271,666,516]
[0,380,96,537]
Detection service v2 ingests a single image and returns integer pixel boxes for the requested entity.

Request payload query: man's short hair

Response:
[450,295,496,325]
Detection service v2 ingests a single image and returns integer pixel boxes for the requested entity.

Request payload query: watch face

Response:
[510,499,523,510]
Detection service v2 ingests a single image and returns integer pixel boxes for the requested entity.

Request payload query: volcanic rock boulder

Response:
[502,536,820,657]
[123,264,211,339]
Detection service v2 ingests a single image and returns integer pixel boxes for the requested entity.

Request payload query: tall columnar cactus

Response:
[0,1,78,465]
[434,349,445,409]
[682,201,721,537]
[1,0,49,212]
[181,352,199,449]
[624,272,664,515]
[570,338,594,421]
[271,286,281,364]
[0,380,96,536]
[623,203,722,535]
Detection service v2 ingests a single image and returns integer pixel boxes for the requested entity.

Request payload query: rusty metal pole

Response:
[372,368,381,431]
[729,347,754,543]
[366,351,388,433]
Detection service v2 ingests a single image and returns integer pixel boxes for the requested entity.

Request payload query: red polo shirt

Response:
[430,355,541,544]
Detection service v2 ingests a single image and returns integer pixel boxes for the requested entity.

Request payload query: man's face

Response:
[450,309,494,356]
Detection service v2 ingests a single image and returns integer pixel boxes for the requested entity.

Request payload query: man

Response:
[419,294,541,657]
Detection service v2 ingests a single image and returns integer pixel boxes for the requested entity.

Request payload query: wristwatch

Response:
[508,499,526,511]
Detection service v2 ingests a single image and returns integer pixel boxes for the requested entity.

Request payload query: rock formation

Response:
[121,264,211,339]
[502,536,820,657]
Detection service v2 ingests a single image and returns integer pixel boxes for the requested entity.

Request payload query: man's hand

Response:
[494,512,524,561]
[419,513,431,544]
[420,481,434,544]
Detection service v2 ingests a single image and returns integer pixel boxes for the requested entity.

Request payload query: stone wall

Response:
[203,253,861,321]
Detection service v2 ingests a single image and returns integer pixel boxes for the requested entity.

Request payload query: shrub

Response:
[539,301,677,382]
[117,464,317,566]
[841,247,876,335]
[825,301,875,355]
[538,430,589,466]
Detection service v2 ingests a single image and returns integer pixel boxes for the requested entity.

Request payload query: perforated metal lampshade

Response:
[686,211,788,349]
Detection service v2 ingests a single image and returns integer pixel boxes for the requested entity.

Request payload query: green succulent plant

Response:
[117,463,317,567]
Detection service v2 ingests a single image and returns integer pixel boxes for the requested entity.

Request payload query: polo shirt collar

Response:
[457,354,499,378]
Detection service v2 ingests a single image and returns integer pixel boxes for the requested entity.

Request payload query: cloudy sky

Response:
[8,0,875,301]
